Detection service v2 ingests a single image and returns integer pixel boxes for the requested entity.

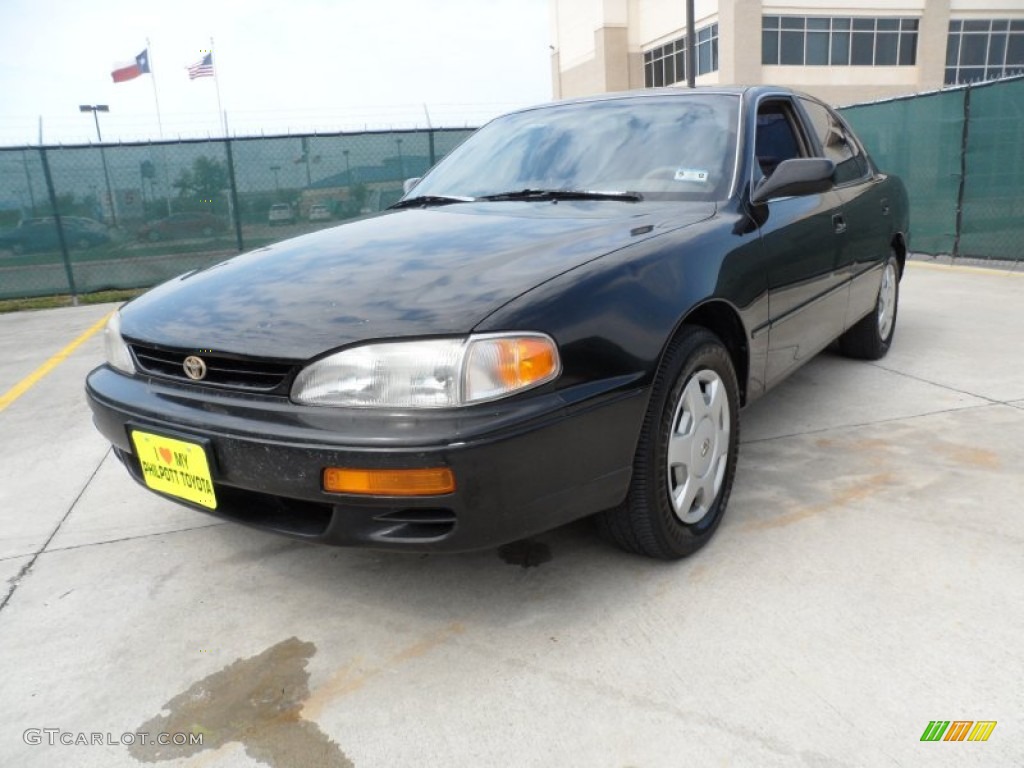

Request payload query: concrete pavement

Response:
[0,261,1021,767]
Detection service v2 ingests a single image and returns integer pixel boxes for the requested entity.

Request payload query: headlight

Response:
[291,333,560,407]
[103,311,135,374]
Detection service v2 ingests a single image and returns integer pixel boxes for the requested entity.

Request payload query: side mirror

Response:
[750,158,835,204]
[402,177,422,195]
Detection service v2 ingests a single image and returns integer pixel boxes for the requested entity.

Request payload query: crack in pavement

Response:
[867,361,1015,405]
[741,401,997,445]
[42,521,228,556]
[0,522,229,563]
[0,447,109,616]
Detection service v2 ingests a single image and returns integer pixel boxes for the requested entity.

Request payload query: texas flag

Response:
[111,49,151,83]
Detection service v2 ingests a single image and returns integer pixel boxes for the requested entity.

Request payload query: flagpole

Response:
[146,37,165,138]
[145,37,172,215]
[211,37,226,137]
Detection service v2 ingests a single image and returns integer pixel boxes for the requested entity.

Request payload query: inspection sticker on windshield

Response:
[674,168,709,183]
[131,430,217,509]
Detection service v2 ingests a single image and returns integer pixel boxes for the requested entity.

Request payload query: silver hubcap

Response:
[877,262,897,339]
[666,369,730,525]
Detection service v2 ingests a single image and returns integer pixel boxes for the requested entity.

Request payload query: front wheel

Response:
[597,327,740,559]
[839,252,899,360]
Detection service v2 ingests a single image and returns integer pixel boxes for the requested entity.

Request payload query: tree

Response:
[173,156,229,201]
[55,192,77,215]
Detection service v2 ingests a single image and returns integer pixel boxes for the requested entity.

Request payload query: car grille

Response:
[129,344,296,394]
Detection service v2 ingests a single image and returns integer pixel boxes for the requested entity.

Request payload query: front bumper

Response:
[86,367,646,552]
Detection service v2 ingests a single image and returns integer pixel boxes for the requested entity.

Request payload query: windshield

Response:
[411,94,739,202]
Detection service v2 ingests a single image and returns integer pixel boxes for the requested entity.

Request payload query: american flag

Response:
[188,52,214,79]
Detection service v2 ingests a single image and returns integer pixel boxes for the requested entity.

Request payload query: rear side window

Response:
[799,98,869,185]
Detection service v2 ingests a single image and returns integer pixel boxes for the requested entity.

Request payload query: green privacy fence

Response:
[0,128,473,300]
[840,75,1024,260]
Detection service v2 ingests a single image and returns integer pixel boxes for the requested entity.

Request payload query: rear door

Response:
[797,97,890,330]
[754,96,848,388]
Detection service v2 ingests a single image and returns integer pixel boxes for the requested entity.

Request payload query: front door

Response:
[754,98,848,388]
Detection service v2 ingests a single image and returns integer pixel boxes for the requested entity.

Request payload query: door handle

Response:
[832,213,847,235]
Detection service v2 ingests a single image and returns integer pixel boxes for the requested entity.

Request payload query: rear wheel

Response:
[597,326,740,559]
[839,252,899,360]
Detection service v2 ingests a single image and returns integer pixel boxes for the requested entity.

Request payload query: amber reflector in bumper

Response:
[323,467,456,496]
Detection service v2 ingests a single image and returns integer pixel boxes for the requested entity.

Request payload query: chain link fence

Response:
[0,128,473,300]
[840,74,1024,261]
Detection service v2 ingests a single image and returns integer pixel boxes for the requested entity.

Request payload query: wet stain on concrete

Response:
[301,622,465,721]
[129,637,352,768]
[743,472,897,530]
[932,442,1001,469]
[498,539,552,568]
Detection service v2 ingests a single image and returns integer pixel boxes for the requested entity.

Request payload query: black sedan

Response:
[87,87,908,559]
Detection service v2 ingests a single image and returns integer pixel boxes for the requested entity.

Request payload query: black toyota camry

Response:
[86,86,908,559]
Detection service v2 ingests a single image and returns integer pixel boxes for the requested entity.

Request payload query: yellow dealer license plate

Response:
[130,430,217,509]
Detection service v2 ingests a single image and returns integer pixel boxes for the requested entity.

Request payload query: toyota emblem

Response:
[183,355,207,381]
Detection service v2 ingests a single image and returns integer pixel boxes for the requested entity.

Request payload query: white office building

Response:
[550,0,1024,104]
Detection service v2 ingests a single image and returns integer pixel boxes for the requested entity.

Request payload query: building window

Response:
[644,24,719,87]
[945,20,1024,85]
[762,16,919,66]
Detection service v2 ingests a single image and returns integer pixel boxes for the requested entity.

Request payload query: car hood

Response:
[120,201,714,361]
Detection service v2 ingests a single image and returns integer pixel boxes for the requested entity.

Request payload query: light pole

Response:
[395,138,404,178]
[270,165,281,192]
[20,150,37,216]
[79,104,118,227]
[343,149,351,182]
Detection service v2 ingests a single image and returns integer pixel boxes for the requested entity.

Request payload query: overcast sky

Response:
[0,0,553,145]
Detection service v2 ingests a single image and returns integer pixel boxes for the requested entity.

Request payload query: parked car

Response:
[308,204,331,222]
[136,212,227,242]
[268,203,295,226]
[88,87,908,559]
[0,216,109,254]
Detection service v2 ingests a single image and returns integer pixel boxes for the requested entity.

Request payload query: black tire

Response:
[597,326,740,559]
[839,252,899,360]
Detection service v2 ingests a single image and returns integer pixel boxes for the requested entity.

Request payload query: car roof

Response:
[504,85,815,116]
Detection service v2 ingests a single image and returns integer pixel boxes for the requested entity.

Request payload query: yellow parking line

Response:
[0,310,113,413]
[907,260,1024,277]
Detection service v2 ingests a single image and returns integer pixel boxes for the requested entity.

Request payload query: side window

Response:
[754,101,806,179]
[799,98,869,185]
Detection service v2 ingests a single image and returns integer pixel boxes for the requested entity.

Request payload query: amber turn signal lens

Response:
[494,337,558,388]
[464,334,560,403]
[323,467,456,496]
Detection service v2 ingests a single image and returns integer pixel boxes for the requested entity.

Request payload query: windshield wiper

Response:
[389,194,477,210]
[476,188,644,203]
